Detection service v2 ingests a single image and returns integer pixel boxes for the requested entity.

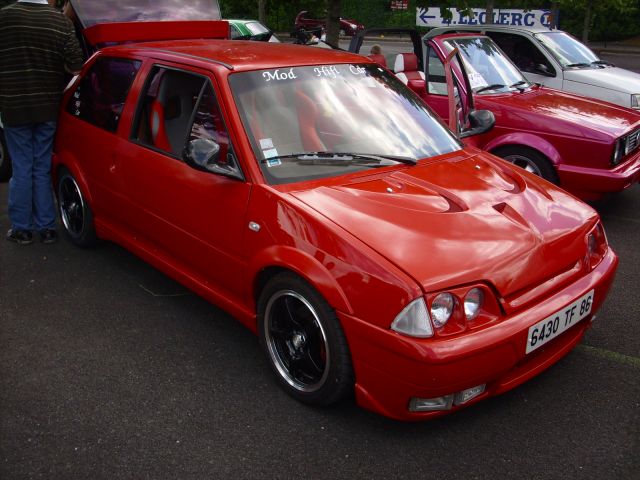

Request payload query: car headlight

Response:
[391,297,433,338]
[612,138,625,166]
[430,292,455,328]
[631,94,640,109]
[463,288,484,321]
[586,221,608,271]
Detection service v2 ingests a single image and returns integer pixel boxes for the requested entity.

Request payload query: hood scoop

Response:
[337,176,467,214]
[493,202,532,230]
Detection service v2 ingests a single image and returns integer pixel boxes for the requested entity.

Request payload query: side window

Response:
[133,66,206,157]
[67,57,141,132]
[426,47,448,95]
[488,32,555,75]
[230,24,241,39]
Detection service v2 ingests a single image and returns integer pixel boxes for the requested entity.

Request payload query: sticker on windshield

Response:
[263,148,279,163]
[260,138,274,149]
[314,66,341,79]
[468,72,488,89]
[265,158,281,167]
[263,68,298,82]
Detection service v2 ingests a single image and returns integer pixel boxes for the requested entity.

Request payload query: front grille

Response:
[625,128,640,155]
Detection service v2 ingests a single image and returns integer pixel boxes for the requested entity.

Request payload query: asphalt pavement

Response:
[1,176,639,479]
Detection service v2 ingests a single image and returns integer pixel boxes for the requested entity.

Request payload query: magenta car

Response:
[351,30,640,201]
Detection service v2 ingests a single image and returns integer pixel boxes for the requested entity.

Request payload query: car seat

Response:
[150,72,205,156]
[393,53,426,94]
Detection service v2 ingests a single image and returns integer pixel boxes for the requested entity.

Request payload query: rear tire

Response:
[257,272,354,406]
[493,146,558,184]
[0,129,12,182]
[56,168,97,247]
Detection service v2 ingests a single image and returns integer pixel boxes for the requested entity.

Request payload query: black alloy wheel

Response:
[258,272,354,406]
[57,168,97,247]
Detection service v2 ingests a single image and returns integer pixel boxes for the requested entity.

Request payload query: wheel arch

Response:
[485,132,562,167]
[53,154,95,206]
[250,246,353,318]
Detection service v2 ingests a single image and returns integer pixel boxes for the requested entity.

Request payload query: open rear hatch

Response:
[69,0,228,50]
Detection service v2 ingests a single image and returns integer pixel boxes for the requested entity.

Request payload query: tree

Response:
[258,0,266,24]
[325,0,342,45]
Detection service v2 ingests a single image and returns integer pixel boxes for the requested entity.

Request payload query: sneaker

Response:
[40,229,58,244]
[6,229,34,245]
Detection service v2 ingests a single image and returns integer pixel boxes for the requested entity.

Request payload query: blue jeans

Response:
[5,121,57,232]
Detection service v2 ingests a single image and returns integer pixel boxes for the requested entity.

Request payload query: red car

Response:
[350,29,640,201]
[53,1,618,420]
[294,10,364,37]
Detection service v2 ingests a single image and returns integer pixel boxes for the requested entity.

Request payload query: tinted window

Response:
[133,67,206,157]
[67,57,141,132]
[488,32,554,75]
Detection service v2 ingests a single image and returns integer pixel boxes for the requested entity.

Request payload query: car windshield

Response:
[444,37,530,94]
[246,22,269,35]
[70,0,221,27]
[535,31,600,68]
[229,63,461,185]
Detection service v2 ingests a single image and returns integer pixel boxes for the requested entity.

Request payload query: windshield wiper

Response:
[591,60,614,67]
[474,83,506,94]
[261,152,417,166]
[565,62,591,68]
[510,80,529,91]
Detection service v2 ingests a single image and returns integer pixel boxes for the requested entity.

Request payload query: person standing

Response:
[0,0,83,245]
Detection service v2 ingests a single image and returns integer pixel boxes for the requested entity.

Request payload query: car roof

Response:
[99,39,369,72]
[424,25,560,39]
[227,19,262,26]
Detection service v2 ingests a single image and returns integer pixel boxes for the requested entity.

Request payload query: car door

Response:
[62,56,142,223]
[122,62,251,302]
[485,31,563,89]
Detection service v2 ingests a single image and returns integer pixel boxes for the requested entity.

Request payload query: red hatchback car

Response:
[53,7,618,421]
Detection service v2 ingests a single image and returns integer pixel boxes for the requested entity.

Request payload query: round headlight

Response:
[431,293,455,328]
[464,288,484,321]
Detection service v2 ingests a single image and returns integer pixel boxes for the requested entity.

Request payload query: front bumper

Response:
[558,151,640,200]
[339,248,618,421]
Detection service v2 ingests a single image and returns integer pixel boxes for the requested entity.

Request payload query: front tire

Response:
[56,168,97,247]
[257,272,354,406]
[493,145,558,183]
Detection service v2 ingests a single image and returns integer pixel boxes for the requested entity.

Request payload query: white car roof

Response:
[424,25,559,39]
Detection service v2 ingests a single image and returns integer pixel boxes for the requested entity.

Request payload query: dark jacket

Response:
[0,2,83,126]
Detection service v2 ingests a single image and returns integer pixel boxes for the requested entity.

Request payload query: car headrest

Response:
[394,53,418,73]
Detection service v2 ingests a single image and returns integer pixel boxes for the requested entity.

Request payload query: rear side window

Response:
[67,57,141,132]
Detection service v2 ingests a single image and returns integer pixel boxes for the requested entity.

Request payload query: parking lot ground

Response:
[1,181,639,479]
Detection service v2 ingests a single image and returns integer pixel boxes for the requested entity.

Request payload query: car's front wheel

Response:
[57,168,97,247]
[493,145,558,183]
[257,272,354,406]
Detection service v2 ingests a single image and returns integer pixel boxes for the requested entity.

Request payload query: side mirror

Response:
[184,138,244,180]
[185,138,220,171]
[534,63,555,77]
[459,109,495,139]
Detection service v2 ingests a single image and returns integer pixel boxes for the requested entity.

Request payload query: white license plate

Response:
[526,290,594,354]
